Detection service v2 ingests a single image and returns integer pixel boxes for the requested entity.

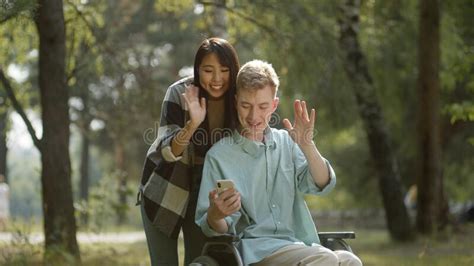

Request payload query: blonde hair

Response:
[236,60,279,96]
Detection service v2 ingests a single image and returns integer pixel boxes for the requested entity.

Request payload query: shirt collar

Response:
[233,127,277,156]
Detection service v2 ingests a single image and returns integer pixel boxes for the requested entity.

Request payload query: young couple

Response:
[138,37,362,266]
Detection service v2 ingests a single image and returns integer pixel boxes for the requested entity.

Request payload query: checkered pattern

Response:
[139,76,210,239]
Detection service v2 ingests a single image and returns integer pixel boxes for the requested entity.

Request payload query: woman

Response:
[138,37,240,265]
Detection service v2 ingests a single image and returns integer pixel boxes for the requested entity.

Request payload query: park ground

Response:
[0,223,473,265]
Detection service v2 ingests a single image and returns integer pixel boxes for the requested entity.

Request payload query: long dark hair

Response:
[193,37,240,131]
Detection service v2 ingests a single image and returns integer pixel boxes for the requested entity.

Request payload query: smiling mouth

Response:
[210,85,223,90]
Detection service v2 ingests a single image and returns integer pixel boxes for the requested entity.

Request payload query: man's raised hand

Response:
[282,100,316,147]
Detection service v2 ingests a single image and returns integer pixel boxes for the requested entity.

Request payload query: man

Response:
[195,60,362,265]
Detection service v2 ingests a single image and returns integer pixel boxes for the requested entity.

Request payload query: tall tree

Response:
[79,124,91,224]
[114,140,127,225]
[34,0,80,260]
[338,0,413,241]
[78,89,92,225]
[0,97,7,183]
[70,41,95,226]
[0,0,38,186]
[210,0,228,39]
[416,0,449,234]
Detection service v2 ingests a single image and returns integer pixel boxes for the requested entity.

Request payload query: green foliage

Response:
[0,0,36,24]
[64,0,106,86]
[76,171,135,232]
[440,5,474,128]
[2,0,473,237]
[0,11,39,112]
[316,122,381,209]
[246,0,474,207]
[444,101,474,123]
[444,157,474,202]
[0,18,37,64]
[155,0,194,14]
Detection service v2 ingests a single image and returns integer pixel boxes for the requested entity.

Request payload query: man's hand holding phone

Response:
[207,180,241,233]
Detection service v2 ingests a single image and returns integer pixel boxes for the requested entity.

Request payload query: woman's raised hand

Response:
[183,84,207,128]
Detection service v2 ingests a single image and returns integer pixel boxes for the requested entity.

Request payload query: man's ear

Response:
[272,97,279,112]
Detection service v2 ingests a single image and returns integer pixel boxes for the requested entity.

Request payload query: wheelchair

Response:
[190,231,356,266]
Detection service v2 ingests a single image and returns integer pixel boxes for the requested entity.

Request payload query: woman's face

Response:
[198,53,230,100]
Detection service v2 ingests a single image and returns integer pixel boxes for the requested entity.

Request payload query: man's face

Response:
[235,85,279,141]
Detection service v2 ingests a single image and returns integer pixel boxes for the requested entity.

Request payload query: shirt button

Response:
[277,221,281,225]
[272,204,276,208]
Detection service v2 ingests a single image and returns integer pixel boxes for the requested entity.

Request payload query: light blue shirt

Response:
[195,128,336,265]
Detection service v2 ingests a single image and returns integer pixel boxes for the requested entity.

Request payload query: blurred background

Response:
[0,0,473,265]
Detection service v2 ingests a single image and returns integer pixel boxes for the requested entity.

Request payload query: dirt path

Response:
[0,231,146,244]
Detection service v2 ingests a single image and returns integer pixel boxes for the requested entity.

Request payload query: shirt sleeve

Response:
[293,144,336,195]
[148,81,188,164]
[195,152,242,237]
[139,79,190,189]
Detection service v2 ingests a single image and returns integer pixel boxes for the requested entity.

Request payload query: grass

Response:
[348,225,474,266]
[4,217,144,234]
[80,242,152,266]
[1,235,184,265]
[1,224,473,265]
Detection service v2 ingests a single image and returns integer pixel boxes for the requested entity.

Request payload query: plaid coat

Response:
[139,76,213,239]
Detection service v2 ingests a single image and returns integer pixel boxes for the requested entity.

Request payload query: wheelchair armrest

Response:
[318,232,355,252]
[200,234,243,266]
[318,231,355,239]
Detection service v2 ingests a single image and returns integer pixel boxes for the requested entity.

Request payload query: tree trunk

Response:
[338,0,413,241]
[115,142,128,225]
[211,0,228,39]
[0,107,7,183]
[35,0,80,260]
[78,82,92,226]
[416,0,449,234]
[79,127,90,225]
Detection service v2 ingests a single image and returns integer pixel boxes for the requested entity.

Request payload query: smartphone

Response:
[216,179,235,195]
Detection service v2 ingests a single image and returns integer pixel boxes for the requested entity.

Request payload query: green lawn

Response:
[349,225,474,266]
[1,224,473,265]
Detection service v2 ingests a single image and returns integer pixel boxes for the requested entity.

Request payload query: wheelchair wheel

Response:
[190,255,219,266]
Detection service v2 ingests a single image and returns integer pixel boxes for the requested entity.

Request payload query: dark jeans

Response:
[141,168,207,265]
